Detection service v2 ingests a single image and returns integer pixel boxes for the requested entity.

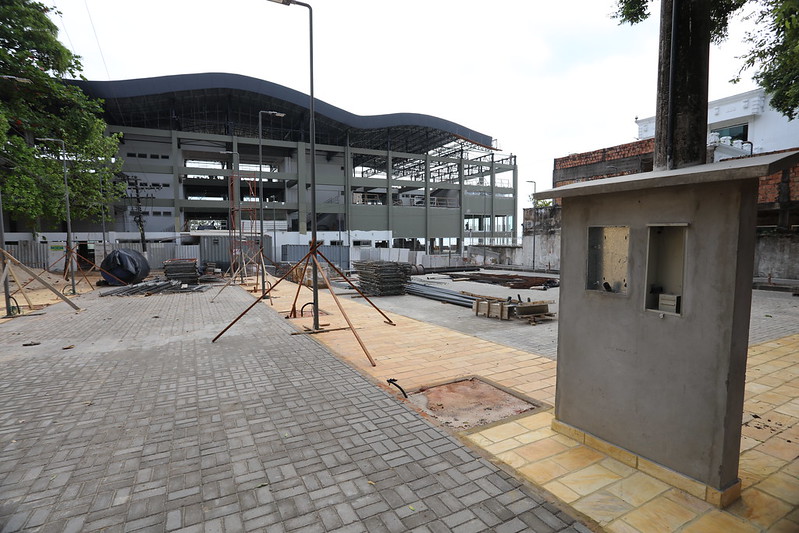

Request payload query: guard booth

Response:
[535,151,799,507]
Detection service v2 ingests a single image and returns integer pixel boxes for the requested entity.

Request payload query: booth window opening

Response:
[586,226,629,294]
[645,224,687,315]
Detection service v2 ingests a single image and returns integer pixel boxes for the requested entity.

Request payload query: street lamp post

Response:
[258,110,286,294]
[527,180,537,272]
[267,0,319,330]
[36,138,76,295]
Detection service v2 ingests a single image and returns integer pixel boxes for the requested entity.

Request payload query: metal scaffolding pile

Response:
[163,259,200,284]
[405,282,477,308]
[354,261,412,296]
[100,280,209,297]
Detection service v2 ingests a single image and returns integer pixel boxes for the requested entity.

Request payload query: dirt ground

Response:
[1,267,106,323]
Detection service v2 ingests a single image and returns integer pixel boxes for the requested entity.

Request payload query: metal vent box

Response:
[658,293,681,314]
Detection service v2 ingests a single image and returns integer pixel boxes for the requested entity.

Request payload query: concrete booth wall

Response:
[537,153,799,501]
[555,180,757,490]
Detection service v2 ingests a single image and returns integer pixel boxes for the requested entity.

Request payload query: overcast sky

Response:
[50,0,760,201]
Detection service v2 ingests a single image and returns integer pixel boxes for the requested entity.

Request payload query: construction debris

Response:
[472,298,556,324]
[100,280,210,297]
[405,282,477,307]
[514,300,556,316]
[448,272,559,290]
[354,261,412,296]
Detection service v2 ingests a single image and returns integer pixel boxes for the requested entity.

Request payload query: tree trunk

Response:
[654,0,712,170]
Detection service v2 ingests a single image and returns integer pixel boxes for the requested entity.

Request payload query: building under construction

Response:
[62,73,518,262]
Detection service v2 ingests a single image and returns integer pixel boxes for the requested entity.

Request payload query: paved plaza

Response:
[1,274,798,532]
[0,287,588,532]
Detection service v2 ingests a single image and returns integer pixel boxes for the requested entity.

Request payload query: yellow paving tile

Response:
[514,437,569,463]
[543,480,581,504]
[478,422,529,443]
[757,436,799,462]
[679,510,760,533]
[516,411,553,430]
[559,463,623,496]
[637,459,706,499]
[740,435,760,452]
[662,488,713,515]
[775,400,799,419]
[739,450,788,488]
[572,492,634,525]
[515,426,557,444]
[619,496,697,532]
[747,382,775,395]
[753,391,793,407]
[518,457,570,484]
[551,446,605,471]
[551,433,582,448]
[494,450,528,470]
[600,457,637,478]
[464,433,492,447]
[757,472,799,505]
[606,519,643,533]
[606,472,670,507]
[769,518,799,533]
[727,488,794,529]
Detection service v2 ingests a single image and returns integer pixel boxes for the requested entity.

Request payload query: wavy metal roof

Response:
[71,73,494,153]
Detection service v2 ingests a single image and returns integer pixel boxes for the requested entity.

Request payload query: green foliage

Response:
[740,0,799,119]
[528,196,553,208]
[613,0,799,120]
[0,0,123,227]
[613,0,748,42]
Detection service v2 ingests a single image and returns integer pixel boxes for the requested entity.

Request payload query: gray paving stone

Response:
[0,288,589,532]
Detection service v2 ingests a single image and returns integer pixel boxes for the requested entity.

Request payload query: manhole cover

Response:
[408,377,543,431]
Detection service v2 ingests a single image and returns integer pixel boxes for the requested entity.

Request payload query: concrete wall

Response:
[518,228,797,279]
[555,179,757,490]
[754,233,799,278]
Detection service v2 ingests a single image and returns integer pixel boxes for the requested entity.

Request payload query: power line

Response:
[56,12,77,56]
[83,0,112,81]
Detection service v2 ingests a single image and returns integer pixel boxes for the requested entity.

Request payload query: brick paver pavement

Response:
[0,288,590,532]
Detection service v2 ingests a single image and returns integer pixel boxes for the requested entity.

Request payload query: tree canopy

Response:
[0,0,123,229]
[614,0,799,120]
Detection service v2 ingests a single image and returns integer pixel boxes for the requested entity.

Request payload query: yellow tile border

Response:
[551,418,742,508]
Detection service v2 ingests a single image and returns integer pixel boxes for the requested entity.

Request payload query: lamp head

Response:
[267,0,293,4]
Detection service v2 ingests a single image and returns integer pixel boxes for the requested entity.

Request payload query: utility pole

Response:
[654,0,711,170]
[130,175,147,253]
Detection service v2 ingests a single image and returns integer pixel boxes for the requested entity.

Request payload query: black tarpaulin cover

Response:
[100,249,151,285]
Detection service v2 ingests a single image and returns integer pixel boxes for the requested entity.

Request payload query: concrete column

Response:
[425,154,431,253]
[458,156,465,254]
[490,153,496,245]
[171,131,181,233]
[344,138,352,245]
[512,157,519,243]
[231,138,240,236]
[387,150,393,249]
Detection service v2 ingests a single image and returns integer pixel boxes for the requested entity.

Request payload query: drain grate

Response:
[408,377,545,431]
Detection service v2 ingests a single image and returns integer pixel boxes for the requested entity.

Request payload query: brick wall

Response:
[553,141,799,218]
[554,139,655,170]
[553,139,655,189]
